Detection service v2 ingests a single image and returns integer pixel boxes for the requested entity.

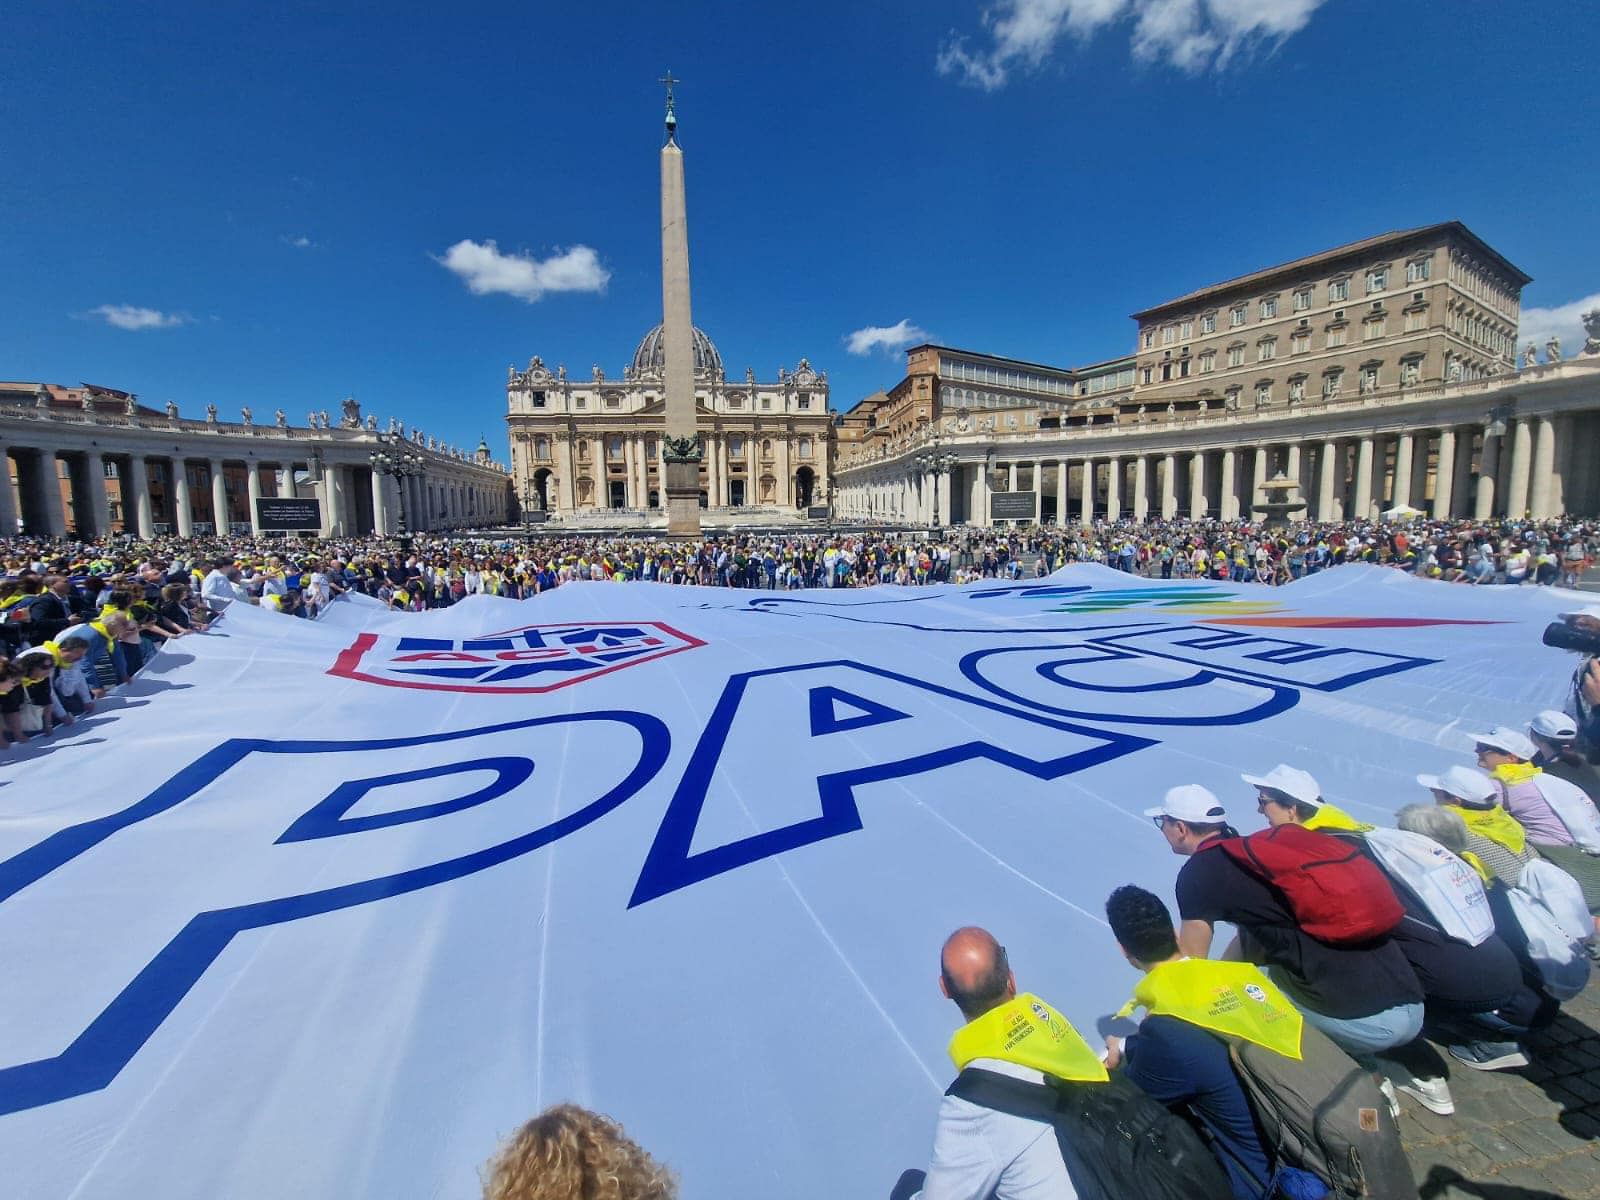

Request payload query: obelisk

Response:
[658,72,702,537]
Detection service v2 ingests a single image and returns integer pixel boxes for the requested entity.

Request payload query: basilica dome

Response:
[629,323,723,380]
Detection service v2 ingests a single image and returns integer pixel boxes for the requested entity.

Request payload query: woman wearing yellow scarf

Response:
[1415,764,1537,886]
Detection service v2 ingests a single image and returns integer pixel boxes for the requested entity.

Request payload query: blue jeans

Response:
[1268,970,1424,1067]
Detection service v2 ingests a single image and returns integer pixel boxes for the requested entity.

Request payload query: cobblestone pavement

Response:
[1399,975,1600,1199]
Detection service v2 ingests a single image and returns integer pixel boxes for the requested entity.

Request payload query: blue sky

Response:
[4,1,1597,456]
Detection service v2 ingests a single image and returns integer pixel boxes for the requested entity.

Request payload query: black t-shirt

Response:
[1174,845,1422,1019]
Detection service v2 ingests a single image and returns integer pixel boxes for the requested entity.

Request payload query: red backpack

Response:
[1213,824,1404,945]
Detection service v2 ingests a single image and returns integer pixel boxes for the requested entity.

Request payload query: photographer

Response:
[1546,605,1600,761]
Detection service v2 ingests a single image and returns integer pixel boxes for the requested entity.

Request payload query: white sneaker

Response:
[1393,1074,1454,1116]
[1378,1077,1401,1121]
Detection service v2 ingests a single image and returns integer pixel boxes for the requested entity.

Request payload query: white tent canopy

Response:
[0,565,1581,1197]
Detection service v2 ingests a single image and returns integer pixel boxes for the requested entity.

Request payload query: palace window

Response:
[1258,337,1277,362]
[1360,363,1381,393]
[1141,367,1154,384]
[1198,351,1216,373]
[1403,307,1426,333]
[1406,257,1431,283]
[608,437,624,459]
[1364,316,1386,340]
[1329,277,1349,302]
[1180,319,1194,339]
[1322,368,1343,398]
[1366,267,1388,293]
[728,435,744,455]
[797,394,811,410]
[1288,376,1307,402]
[1200,312,1216,334]
[1227,343,1245,367]
[1293,287,1313,311]
[1400,356,1423,385]
[1326,325,1347,348]
[1162,325,1177,345]
[1230,304,1246,327]
[1256,382,1272,407]
[1291,331,1310,354]
[1143,331,1154,348]
[1259,296,1278,319]
[530,390,546,408]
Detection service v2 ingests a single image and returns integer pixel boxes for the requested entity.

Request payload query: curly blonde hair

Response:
[483,1104,677,1200]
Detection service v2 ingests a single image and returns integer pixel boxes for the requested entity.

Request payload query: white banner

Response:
[0,565,1582,1198]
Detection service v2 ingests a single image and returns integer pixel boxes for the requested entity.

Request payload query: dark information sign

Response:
[989,491,1037,520]
[255,498,323,531]
[807,505,831,519]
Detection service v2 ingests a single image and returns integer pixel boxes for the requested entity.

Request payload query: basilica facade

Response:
[505,324,833,521]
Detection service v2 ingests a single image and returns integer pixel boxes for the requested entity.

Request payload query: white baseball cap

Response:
[1145,784,1228,825]
[1240,764,1322,808]
[1464,726,1538,761]
[1417,764,1498,808]
[1530,710,1579,741]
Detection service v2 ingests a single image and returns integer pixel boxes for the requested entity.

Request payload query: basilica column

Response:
[1251,447,1268,514]
[206,458,226,533]
[29,452,68,537]
[0,451,19,537]
[173,459,194,536]
[1353,438,1374,521]
[1106,457,1122,522]
[80,451,111,537]
[1316,441,1337,522]
[1410,433,1431,511]
[1432,429,1456,520]
[1449,428,1474,519]
[1188,451,1206,520]
[1078,457,1094,527]
[1133,456,1149,522]
[367,466,387,535]
[1505,418,1533,518]
[1155,453,1172,518]
[1390,434,1414,510]
[1474,427,1499,519]
[249,462,266,535]
[1053,459,1067,524]
[1031,459,1043,524]
[1529,415,1557,519]
[979,458,993,524]
[1007,461,1017,493]
[1220,449,1238,521]
[1551,416,1573,516]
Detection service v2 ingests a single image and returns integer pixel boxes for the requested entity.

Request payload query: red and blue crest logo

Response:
[329,621,705,694]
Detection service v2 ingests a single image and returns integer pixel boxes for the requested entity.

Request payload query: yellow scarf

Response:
[1302,803,1373,834]
[1460,850,1493,884]
[1117,959,1304,1060]
[1490,762,1542,787]
[948,993,1108,1083]
[1460,804,1528,856]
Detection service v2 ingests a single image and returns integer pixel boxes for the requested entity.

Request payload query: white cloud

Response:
[280,234,315,249]
[845,319,930,356]
[436,239,610,303]
[1518,292,1600,356]
[89,304,189,331]
[937,0,1329,89]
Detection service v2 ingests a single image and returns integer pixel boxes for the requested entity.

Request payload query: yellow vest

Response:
[1118,958,1304,1060]
[1302,803,1373,834]
[948,993,1108,1083]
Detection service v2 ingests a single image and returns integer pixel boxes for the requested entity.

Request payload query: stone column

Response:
[1450,428,1474,519]
[1529,415,1557,519]
[82,451,112,536]
[1188,451,1206,520]
[1251,447,1268,514]
[1353,439,1374,521]
[1158,454,1175,519]
[1474,428,1499,519]
[1432,429,1456,520]
[207,458,227,533]
[1031,459,1042,524]
[1007,461,1017,492]
[1106,457,1122,522]
[1316,441,1337,521]
[173,459,194,536]
[1551,416,1573,516]
[1505,418,1533,518]
[1054,459,1067,524]
[979,459,992,525]
[248,462,266,534]
[1390,434,1413,510]
[0,450,22,536]
[126,456,153,539]
[1285,444,1302,492]
[1080,457,1095,527]
[367,466,388,535]
[1220,449,1238,521]
[1410,432,1431,510]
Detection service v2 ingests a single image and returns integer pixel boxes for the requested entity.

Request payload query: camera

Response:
[1542,620,1600,657]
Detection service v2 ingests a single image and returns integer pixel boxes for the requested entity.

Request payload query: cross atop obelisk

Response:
[658,71,702,536]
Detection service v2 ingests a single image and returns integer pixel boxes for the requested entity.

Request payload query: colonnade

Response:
[835,364,1600,527]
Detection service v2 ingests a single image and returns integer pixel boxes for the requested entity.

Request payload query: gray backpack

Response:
[1225,1023,1418,1199]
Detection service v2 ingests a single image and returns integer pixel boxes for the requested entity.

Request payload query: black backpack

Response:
[947,1067,1233,1200]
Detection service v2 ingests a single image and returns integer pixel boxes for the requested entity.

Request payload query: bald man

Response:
[894,927,1081,1200]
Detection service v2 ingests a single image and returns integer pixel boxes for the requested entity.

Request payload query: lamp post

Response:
[369,433,424,553]
[914,445,958,532]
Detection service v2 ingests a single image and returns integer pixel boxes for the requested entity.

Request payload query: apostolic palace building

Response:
[834,221,1600,525]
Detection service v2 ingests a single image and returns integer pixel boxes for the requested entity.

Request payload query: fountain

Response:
[1252,469,1307,529]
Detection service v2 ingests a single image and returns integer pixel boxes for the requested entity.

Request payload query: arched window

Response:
[577,440,589,461]
[798,438,812,459]
[534,436,549,459]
